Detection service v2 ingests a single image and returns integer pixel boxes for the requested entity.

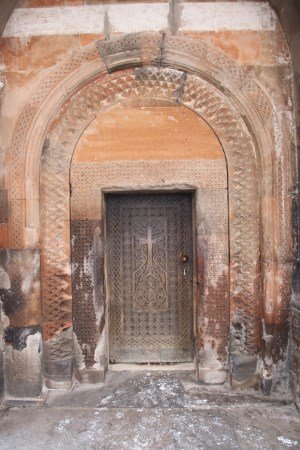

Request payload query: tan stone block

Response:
[4,331,42,398]
[75,367,105,384]
[210,31,260,65]
[178,30,260,65]
[196,189,228,235]
[261,193,293,265]
[261,261,291,325]
[19,0,83,6]
[9,199,26,249]
[55,220,72,259]
[198,368,228,385]
[197,233,229,263]
[18,35,80,70]
[24,226,40,249]
[1,71,44,120]
[80,34,104,47]
[73,102,224,163]
[42,320,73,342]
[71,190,101,221]
[260,30,290,66]
[177,31,211,46]
[25,196,39,229]
[0,38,21,71]
[0,224,8,249]
[248,65,293,110]
[1,70,43,89]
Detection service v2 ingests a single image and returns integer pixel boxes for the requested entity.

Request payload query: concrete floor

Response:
[0,370,299,450]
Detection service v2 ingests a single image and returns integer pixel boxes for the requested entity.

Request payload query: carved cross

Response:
[138,227,159,268]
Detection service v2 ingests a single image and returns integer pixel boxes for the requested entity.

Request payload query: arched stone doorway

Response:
[3,33,293,396]
[70,100,228,383]
[38,62,267,390]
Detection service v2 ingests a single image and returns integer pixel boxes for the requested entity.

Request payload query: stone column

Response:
[0,249,42,398]
[195,188,229,385]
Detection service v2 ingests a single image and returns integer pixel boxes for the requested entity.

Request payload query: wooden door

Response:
[106,193,194,363]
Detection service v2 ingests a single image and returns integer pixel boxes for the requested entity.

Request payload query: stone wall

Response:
[0,1,296,399]
[269,0,300,410]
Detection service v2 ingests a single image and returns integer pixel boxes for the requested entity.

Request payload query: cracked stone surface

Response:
[0,371,299,449]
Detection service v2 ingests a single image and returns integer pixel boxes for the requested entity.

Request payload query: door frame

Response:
[103,187,197,370]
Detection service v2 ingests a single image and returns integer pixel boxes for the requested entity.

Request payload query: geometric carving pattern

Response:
[164,34,273,127]
[71,159,227,220]
[40,111,94,340]
[97,32,162,69]
[71,160,226,191]
[8,46,99,248]
[106,194,194,363]
[71,220,99,367]
[181,74,260,353]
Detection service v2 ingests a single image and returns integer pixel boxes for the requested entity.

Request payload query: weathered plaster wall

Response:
[0,1,296,398]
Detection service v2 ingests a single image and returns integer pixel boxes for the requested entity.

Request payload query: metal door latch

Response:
[180,252,189,263]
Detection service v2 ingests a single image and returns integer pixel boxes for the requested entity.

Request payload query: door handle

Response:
[180,252,189,263]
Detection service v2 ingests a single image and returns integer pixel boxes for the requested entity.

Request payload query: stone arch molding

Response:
[5,32,292,391]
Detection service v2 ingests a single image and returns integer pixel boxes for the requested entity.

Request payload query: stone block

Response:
[209,31,261,65]
[44,357,74,389]
[0,37,21,71]
[96,33,163,72]
[71,220,103,368]
[97,34,143,72]
[9,199,26,249]
[72,102,224,165]
[0,249,41,327]
[178,2,277,34]
[4,330,42,398]
[75,367,105,384]
[0,190,8,224]
[19,0,83,6]
[18,35,80,71]
[107,4,168,36]
[4,325,41,350]
[198,368,228,385]
[290,370,300,410]
[43,328,74,389]
[259,30,290,66]
[0,224,9,249]
[230,353,259,389]
[79,34,104,47]
[196,189,228,235]
[0,333,3,400]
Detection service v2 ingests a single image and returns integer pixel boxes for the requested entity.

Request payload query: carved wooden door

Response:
[106,193,194,363]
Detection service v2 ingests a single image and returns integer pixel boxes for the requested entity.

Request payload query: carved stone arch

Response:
[5,32,292,390]
[40,66,259,386]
